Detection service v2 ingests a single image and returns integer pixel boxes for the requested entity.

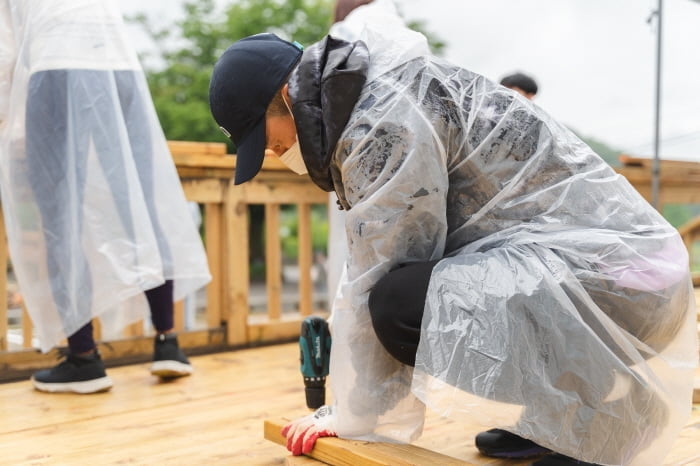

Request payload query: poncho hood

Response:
[287,36,369,192]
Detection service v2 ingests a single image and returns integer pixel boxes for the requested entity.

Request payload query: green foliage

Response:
[663,203,700,229]
[129,0,335,147]
[128,0,445,146]
[569,128,623,167]
[405,20,446,56]
[279,205,329,260]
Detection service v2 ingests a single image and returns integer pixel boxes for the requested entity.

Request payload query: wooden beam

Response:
[182,179,224,203]
[237,181,329,205]
[285,455,327,465]
[264,419,474,466]
[167,140,227,156]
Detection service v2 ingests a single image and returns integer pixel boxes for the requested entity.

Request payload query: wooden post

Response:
[174,300,185,331]
[21,303,32,348]
[297,203,313,316]
[227,185,250,345]
[265,203,282,320]
[205,202,223,328]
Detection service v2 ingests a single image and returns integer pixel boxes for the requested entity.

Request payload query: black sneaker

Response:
[150,333,193,378]
[531,453,601,465]
[31,351,113,394]
[476,428,551,458]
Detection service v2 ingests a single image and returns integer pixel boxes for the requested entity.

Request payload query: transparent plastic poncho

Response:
[326,7,697,465]
[0,0,211,351]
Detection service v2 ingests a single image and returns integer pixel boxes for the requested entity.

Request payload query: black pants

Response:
[25,69,173,352]
[68,280,174,353]
[368,260,439,366]
[368,257,675,461]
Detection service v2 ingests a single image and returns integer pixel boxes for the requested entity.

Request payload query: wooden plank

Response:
[265,203,283,320]
[298,203,313,316]
[236,180,329,205]
[176,166,234,179]
[168,140,227,156]
[1,342,698,464]
[264,419,474,466]
[172,153,235,169]
[0,329,227,382]
[181,179,224,203]
[286,455,328,465]
[247,318,305,344]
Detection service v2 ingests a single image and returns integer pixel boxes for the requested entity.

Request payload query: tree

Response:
[128,0,444,146]
[128,0,445,274]
[129,0,334,148]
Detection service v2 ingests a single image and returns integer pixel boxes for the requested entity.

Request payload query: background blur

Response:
[119,0,700,165]
[116,0,700,268]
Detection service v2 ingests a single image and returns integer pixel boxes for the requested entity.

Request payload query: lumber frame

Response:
[264,418,473,466]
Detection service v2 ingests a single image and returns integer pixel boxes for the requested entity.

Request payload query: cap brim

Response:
[234,117,266,185]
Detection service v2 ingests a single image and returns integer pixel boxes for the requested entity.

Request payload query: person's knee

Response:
[368,273,400,338]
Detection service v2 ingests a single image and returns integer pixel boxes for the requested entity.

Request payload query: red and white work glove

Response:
[281,405,337,456]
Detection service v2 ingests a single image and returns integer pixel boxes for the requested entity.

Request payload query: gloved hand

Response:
[281,405,337,456]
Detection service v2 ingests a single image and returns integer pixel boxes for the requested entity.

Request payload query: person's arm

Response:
[0,0,16,126]
[283,90,449,453]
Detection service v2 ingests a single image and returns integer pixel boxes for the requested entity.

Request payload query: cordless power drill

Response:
[299,316,331,409]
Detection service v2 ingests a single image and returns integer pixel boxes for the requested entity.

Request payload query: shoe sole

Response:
[150,360,193,378]
[479,446,552,459]
[31,376,113,394]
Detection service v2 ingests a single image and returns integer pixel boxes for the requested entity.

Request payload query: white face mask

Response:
[279,96,307,175]
[279,141,307,175]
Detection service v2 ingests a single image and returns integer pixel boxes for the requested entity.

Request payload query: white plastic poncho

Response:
[0,0,211,351]
[326,8,698,466]
[325,0,428,318]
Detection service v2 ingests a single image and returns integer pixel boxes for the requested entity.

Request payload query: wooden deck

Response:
[1,342,698,465]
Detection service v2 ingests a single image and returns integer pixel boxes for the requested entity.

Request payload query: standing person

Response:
[0,0,211,394]
[500,71,539,100]
[207,25,696,466]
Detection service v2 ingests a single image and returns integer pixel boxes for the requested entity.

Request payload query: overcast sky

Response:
[119,0,700,162]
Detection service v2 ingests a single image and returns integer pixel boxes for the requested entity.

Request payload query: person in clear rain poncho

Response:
[207,8,697,466]
[0,0,211,393]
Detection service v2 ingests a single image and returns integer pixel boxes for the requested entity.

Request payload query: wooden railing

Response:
[615,154,700,284]
[615,154,700,206]
[2,149,698,382]
[0,141,329,382]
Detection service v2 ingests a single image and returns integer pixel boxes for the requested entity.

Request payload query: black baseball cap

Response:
[209,33,303,185]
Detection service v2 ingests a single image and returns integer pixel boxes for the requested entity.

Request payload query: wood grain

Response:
[1,342,698,465]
